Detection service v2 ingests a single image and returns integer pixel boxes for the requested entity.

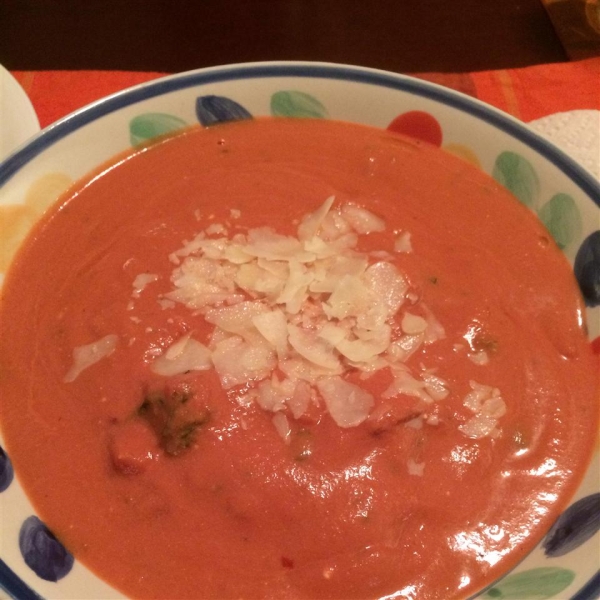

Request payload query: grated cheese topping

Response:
[65,198,507,442]
[152,198,505,438]
[458,381,507,439]
[64,334,119,383]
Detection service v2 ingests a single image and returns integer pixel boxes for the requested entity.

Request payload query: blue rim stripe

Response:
[0,62,599,208]
[0,560,43,600]
[572,571,600,600]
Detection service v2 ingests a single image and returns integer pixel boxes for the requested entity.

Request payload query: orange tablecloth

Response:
[10,58,600,130]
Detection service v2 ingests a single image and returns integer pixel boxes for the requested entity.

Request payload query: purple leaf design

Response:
[195,95,252,126]
[574,230,600,307]
[0,444,14,492]
[543,493,600,557]
[19,516,74,582]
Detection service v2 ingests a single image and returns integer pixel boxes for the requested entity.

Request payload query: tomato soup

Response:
[0,118,597,600]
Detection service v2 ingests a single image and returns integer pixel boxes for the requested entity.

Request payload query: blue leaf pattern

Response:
[195,95,252,126]
[19,516,74,582]
[0,445,14,492]
[574,230,600,307]
[543,493,600,557]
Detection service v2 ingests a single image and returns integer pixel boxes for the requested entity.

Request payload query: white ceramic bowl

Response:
[0,62,598,600]
[0,65,40,163]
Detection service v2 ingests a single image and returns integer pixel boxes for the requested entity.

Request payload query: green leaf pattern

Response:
[493,151,541,209]
[492,151,583,250]
[270,91,329,118]
[538,193,583,250]
[129,113,188,146]
[481,567,576,600]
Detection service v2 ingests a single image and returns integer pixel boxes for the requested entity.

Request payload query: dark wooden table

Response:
[0,0,570,74]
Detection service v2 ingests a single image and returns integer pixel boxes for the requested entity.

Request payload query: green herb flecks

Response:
[137,387,211,456]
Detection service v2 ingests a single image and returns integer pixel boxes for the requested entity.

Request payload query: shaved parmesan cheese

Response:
[407,458,425,476]
[297,196,335,240]
[363,262,408,318]
[394,231,413,253]
[319,209,354,241]
[235,262,286,297]
[406,416,423,429]
[272,412,292,443]
[150,197,482,437]
[64,334,118,382]
[401,312,428,334]
[324,274,372,320]
[164,332,193,360]
[383,367,433,404]
[310,255,368,293]
[132,273,159,297]
[286,379,312,418]
[317,322,349,347]
[276,260,314,313]
[422,304,446,344]
[256,379,287,412]
[336,326,391,363]
[421,371,450,401]
[245,227,313,262]
[459,381,507,439]
[462,381,496,412]
[317,377,374,427]
[211,336,275,389]
[167,257,243,308]
[469,350,490,365]
[223,244,253,265]
[252,309,290,358]
[204,301,266,341]
[151,335,212,376]
[288,324,341,372]
[387,334,424,363]
[205,223,227,235]
[158,298,176,310]
[340,204,385,234]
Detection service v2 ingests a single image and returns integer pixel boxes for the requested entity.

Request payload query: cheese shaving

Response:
[459,381,507,439]
[64,334,119,383]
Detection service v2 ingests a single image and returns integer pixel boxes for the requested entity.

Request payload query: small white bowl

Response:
[0,65,40,162]
[0,62,598,600]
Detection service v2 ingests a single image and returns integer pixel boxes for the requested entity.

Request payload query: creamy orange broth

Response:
[0,118,598,600]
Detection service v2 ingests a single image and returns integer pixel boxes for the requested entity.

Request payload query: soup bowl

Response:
[0,62,598,600]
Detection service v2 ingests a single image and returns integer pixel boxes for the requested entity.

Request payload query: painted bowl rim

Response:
[1,61,599,207]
